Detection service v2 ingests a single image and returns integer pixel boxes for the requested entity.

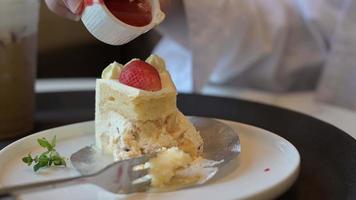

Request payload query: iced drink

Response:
[0,0,39,139]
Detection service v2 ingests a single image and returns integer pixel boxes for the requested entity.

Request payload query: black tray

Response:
[1,91,356,199]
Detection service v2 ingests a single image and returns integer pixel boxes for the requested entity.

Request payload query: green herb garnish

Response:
[22,136,67,172]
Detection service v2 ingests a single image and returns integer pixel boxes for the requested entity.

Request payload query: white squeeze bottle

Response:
[81,0,165,45]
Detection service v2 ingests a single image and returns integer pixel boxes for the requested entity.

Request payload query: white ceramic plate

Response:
[0,119,300,200]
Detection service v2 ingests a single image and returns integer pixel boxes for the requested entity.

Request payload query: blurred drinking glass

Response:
[0,0,40,139]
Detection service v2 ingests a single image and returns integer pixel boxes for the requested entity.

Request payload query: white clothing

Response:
[154,0,356,109]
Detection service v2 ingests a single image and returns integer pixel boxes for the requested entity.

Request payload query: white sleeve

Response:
[316,0,356,110]
[183,0,331,92]
[184,0,275,91]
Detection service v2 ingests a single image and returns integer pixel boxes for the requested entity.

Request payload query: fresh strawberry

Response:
[119,60,162,91]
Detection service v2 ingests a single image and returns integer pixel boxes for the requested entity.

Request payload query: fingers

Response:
[159,0,171,13]
[62,0,84,15]
[45,0,82,21]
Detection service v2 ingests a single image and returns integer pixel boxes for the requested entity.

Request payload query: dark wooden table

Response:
[1,91,356,200]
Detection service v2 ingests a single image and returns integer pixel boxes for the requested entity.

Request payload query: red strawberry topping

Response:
[119,60,162,91]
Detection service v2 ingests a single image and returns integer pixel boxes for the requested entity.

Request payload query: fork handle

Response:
[0,175,91,197]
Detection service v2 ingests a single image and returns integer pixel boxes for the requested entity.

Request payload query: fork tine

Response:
[130,168,150,180]
[129,154,154,167]
[130,180,152,192]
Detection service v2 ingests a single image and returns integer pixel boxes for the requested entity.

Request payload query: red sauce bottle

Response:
[104,0,152,27]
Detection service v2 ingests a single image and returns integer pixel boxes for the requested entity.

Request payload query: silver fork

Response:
[0,155,153,199]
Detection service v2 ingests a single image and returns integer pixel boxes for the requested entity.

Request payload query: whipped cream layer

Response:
[96,79,177,121]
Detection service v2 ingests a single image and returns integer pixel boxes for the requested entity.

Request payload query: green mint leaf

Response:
[61,158,67,167]
[33,154,50,172]
[53,160,62,166]
[51,135,57,148]
[38,154,49,164]
[50,151,59,157]
[52,155,63,166]
[51,154,60,160]
[33,163,42,172]
[22,156,33,166]
[37,138,53,151]
[23,135,67,172]
[51,154,66,167]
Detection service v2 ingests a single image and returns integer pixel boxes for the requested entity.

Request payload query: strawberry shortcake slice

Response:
[95,55,203,165]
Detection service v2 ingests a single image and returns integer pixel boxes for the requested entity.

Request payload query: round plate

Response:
[0,119,300,200]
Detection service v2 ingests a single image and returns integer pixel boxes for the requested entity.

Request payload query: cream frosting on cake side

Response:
[95,55,203,161]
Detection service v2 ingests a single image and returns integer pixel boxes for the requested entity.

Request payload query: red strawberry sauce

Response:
[104,0,152,27]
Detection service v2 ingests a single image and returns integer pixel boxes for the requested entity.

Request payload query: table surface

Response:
[1,91,356,200]
[203,85,356,139]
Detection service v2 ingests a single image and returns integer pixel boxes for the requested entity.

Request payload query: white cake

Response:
[95,55,203,162]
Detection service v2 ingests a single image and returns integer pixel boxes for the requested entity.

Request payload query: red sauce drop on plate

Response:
[264,168,270,172]
[104,0,152,27]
